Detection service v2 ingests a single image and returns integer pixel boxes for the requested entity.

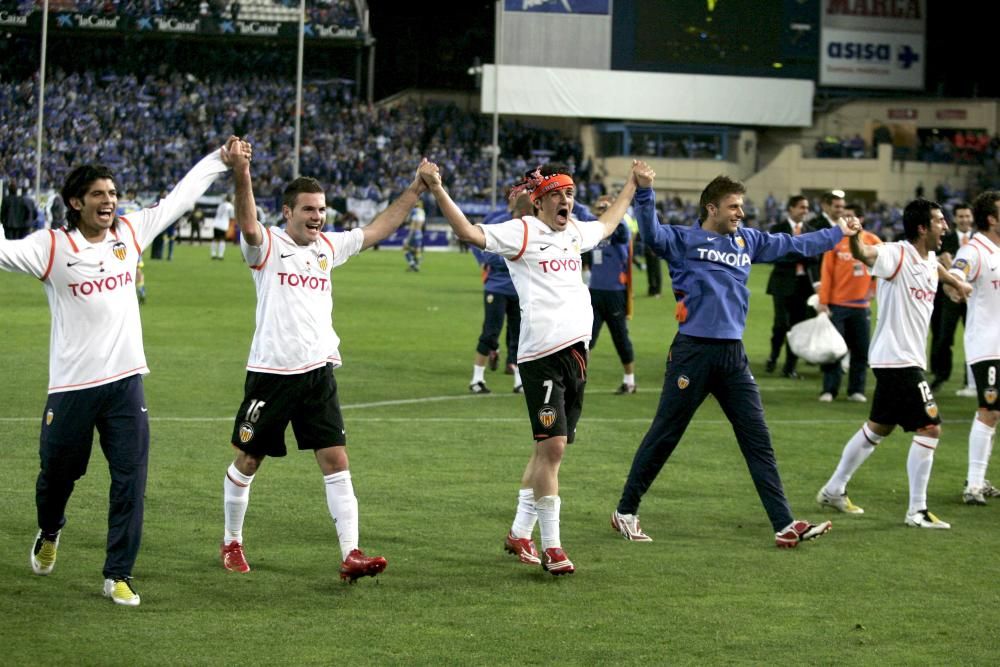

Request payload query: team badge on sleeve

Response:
[112,241,128,261]
[238,422,255,443]
[677,375,690,390]
[318,253,329,272]
[985,388,998,405]
[538,406,556,428]
[952,258,970,277]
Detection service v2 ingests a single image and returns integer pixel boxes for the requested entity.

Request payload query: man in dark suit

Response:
[765,195,814,377]
[929,202,973,391]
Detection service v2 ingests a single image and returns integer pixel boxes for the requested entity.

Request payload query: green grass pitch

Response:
[1,242,997,665]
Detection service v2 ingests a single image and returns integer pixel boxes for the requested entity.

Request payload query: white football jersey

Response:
[868,241,938,369]
[241,225,363,374]
[213,200,235,231]
[0,150,228,392]
[480,216,604,362]
[950,233,1000,363]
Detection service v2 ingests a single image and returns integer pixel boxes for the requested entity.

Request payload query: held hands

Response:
[632,160,655,188]
[837,215,861,237]
[418,159,443,192]
[221,135,253,170]
[943,280,973,303]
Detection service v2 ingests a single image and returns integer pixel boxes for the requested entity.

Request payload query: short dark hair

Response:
[61,165,116,229]
[699,175,746,221]
[786,195,808,210]
[971,191,1000,232]
[282,176,324,210]
[902,199,942,242]
[845,202,865,218]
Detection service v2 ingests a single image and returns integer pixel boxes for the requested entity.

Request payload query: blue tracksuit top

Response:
[588,221,630,291]
[474,208,518,296]
[474,201,597,296]
[634,187,843,340]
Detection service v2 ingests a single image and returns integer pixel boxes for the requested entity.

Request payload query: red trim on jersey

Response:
[246,359,331,373]
[118,216,142,254]
[39,230,57,282]
[887,245,905,280]
[320,233,335,260]
[61,227,79,253]
[250,225,273,271]
[48,366,146,392]
[511,218,530,261]
[968,243,984,282]
[971,235,995,254]
[517,334,590,363]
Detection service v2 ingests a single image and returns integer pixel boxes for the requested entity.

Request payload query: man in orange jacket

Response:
[817,203,882,402]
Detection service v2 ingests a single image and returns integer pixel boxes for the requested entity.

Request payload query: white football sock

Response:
[324,471,359,560]
[224,463,254,544]
[907,436,938,514]
[471,364,486,384]
[218,239,226,259]
[967,417,996,488]
[510,488,537,539]
[623,373,635,386]
[825,423,882,496]
[513,366,522,389]
[536,495,562,550]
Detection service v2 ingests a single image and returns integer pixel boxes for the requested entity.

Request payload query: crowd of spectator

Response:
[0,65,585,219]
[0,0,359,28]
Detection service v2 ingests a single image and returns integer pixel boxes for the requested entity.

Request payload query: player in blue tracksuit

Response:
[588,195,637,394]
[468,205,524,393]
[610,166,859,548]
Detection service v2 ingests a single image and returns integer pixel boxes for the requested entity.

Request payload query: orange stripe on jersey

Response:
[48,365,146,392]
[511,218,529,261]
[517,334,590,363]
[971,236,994,254]
[61,227,79,253]
[320,233,335,259]
[250,226,273,270]
[40,230,57,282]
[887,245,905,280]
[118,216,142,255]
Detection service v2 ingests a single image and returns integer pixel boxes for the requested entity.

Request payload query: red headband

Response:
[529,174,574,202]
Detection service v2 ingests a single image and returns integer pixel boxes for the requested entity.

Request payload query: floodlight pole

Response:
[34,0,50,210]
[293,0,306,179]
[490,0,503,208]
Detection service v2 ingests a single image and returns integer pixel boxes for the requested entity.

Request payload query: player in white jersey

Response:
[817,199,972,529]
[219,139,428,582]
[210,194,235,260]
[419,159,640,575]
[949,191,1000,504]
[0,138,237,606]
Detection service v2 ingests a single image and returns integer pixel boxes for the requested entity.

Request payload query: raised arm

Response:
[594,165,639,239]
[229,138,262,246]
[420,161,487,250]
[848,219,878,267]
[360,160,428,251]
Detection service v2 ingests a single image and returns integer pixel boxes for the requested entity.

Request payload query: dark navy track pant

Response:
[617,334,794,531]
[37,375,150,579]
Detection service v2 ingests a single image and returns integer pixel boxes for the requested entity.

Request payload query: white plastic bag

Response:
[786,312,848,365]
